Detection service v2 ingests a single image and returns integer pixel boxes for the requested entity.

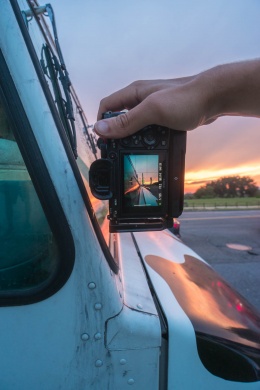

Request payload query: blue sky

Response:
[50,0,260,191]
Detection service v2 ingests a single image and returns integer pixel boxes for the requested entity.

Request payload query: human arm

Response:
[94,59,260,138]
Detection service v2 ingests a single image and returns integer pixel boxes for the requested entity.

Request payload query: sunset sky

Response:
[50,0,260,193]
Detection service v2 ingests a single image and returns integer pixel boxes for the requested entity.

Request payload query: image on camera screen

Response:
[123,154,162,208]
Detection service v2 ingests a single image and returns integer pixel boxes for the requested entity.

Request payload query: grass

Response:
[184,197,260,209]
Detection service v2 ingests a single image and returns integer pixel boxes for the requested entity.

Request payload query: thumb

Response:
[94,103,152,139]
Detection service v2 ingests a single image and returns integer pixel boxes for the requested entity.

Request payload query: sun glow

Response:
[185,164,260,193]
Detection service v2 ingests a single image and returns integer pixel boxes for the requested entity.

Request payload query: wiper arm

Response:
[23,2,77,158]
[44,4,77,158]
[23,3,66,71]
[24,3,99,159]
[45,4,67,75]
[41,44,77,157]
[45,3,98,158]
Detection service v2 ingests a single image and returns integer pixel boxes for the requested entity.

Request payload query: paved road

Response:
[139,187,158,206]
[179,210,260,312]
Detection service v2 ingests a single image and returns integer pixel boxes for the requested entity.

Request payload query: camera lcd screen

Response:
[122,153,165,213]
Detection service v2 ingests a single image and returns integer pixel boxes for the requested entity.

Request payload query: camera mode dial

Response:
[142,126,158,148]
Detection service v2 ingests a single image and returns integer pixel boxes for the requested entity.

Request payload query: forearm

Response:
[200,59,260,121]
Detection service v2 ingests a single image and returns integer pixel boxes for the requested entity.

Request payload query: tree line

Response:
[193,176,259,199]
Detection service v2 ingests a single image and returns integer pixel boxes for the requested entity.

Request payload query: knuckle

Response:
[130,80,143,88]
[116,112,130,130]
[130,80,145,103]
[99,97,108,109]
[146,95,162,119]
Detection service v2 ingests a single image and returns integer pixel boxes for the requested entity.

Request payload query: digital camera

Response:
[89,111,186,233]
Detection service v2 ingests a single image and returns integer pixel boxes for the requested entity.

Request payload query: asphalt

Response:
[179,209,260,312]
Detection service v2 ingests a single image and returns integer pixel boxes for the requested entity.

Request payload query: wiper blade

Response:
[45,3,98,158]
[41,43,77,157]
[23,2,77,158]
[24,3,100,159]
[44,4,77,158]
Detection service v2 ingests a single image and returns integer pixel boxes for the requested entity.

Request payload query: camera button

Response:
[109,151,117,160]
[121,137,131,146]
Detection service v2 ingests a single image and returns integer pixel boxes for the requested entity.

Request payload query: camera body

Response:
[89,111,186,233]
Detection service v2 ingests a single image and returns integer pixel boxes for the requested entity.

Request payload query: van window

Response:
[0,100,58,293]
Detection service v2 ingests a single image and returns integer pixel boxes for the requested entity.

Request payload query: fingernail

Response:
[94,120,110,135]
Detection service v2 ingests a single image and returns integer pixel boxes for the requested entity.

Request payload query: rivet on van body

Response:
[88,282,96,289]
[94,303,102,310]
[94,332,102,340]
[137,303,143,309]
[81,333,89,341]
[95,360,103,367]
[127,378,135,385]
[120,359,126,365]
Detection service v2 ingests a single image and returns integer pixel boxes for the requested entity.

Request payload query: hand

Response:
[94,60,260,138]
[94,76,214,138]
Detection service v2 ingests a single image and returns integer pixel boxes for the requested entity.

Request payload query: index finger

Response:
[97,83,140,120]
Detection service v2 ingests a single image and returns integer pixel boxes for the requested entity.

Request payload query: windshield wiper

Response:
[23,3,99,159]
[44,4,97,158]
[41,43,77,157]
[23,3,77,157]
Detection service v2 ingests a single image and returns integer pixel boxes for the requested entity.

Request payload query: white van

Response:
[0,1,260,389]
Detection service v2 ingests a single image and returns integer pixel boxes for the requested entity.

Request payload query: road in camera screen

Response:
[123,155,159,207]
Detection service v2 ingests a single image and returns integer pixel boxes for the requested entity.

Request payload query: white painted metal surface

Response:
[106,233,161,388]
[134,229,260,389]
